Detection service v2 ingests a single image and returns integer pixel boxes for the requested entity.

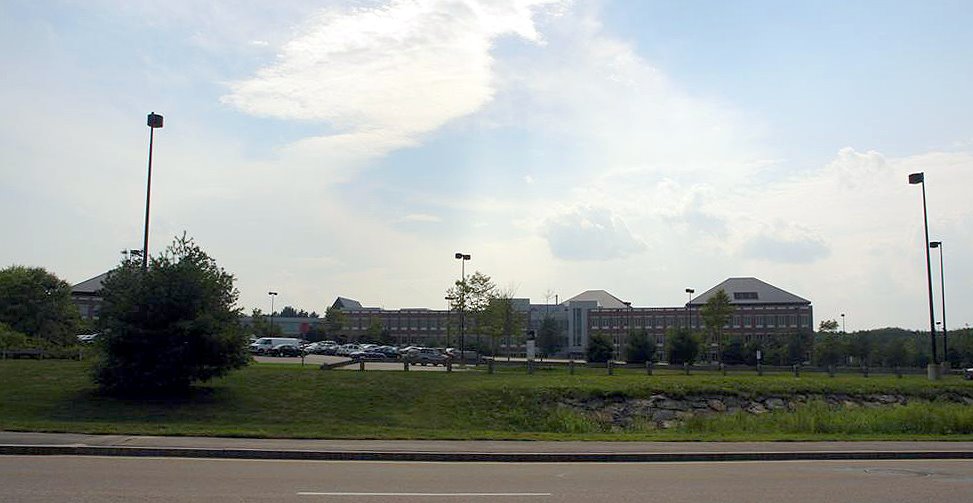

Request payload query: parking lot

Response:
[252,354,464,371]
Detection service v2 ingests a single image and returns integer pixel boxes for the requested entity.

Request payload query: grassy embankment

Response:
[1,360,972,440]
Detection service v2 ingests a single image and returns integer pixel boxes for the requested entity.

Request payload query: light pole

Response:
[841,313,845,333]
[142,113,164,271]
[930,241,947,363]
[685,288,695,329]
[909,172,938,376]
[268,291,278,336]
[454,253,471,362]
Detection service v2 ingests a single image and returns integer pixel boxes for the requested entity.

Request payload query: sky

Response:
[1,0,971,332]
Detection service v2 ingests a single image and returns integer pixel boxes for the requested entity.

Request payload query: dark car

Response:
[964,368,973,380]
[350,351,388,361]
[273,344,303,357]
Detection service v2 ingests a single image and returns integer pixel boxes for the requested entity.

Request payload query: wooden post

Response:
[646,361,652,375]
[569,359,575,375]
[608,360,614,376]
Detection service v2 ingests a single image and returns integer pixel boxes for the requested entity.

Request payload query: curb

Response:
[3,445,973,463]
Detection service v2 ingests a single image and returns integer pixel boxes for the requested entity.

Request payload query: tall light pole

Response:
[930,241,947,363]
[454,253,471,361]
[142,113,164,271]
[268,291,278,336]
[909,172,938,376]
[685,288,695,329]
[841,313,845,333]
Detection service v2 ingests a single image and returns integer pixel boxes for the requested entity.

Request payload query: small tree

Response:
[814,333,845,367]
[0,266,80,346]
[818,319,840,333]
[586,332,613,363]
[624,329,655,364]
[665,327,701,365]
[537,316,562,357]
[699,289,734,364]
[323,306,347,341]
[93,234,249,395]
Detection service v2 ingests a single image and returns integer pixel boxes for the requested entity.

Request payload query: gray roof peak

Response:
[689,277,810,306]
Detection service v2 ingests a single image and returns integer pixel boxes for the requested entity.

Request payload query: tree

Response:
[819,319,840,333]
[0,265,80,346]
[323,306,346,341]
[279,306,298,318]
[722,337,746,365]
[814,333,845,367]
[699,289,734,364]
[586,332,613,363]
[624,329,655,364]
[248,308,282,337]
[93,234,249,395]
[446,271,496,350]
[480,289,526,357]
[665,327,701,365]
[537,316,562,358]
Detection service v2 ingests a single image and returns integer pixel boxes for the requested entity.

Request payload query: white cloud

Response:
[542,206,645,261]
[400,213,443,223]
[223,0,564,162]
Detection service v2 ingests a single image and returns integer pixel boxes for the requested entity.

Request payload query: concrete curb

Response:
[3,444,973,463]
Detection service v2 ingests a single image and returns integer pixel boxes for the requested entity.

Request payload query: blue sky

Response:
[2,0,972,331]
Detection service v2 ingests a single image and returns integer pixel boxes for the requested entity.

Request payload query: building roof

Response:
[332,297,364,310]
[71,272,109,295]
[688,277,810,306]
[563,290,630,308]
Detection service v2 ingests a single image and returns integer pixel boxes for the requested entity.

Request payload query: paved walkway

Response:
[3,431,973,462]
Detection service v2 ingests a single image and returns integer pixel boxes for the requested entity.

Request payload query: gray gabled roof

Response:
[71,272,109,295]
[563,290,629,309]
[332,297,364,310]
[688,277,810,306]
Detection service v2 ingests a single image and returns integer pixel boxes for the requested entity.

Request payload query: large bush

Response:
[665,327,701,365]
[586,332,614,363]
[0,266,80,346]
[94,235,249,395]
[624,329,655,364]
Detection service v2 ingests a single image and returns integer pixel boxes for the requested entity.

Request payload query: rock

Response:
[659,420,680,429]
[652,409,677,422]
[707,399,727,412]
[745,402,768,415]
[675,411,695,421]
[657,399,690,411]
[765,398,786,410]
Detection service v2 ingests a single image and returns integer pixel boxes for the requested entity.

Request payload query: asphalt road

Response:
[2,456,972,503]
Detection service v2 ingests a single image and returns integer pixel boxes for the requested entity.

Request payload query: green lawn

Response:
[1,360,972,440]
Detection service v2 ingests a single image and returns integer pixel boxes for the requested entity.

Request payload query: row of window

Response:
[589,313,810,331]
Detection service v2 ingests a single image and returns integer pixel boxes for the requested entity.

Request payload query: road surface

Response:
[2,456,971,502]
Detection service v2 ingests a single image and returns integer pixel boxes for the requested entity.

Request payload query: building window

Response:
[733,292,759,300]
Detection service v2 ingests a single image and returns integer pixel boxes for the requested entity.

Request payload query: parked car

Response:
[406,347,449,366]
[336,344,362,356]
[350,351,388,361]
[374,346,400,358]
[273,344,303,357]
[249,337,302,355]
[963,368,973,380]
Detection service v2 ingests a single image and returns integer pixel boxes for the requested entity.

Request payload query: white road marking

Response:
[298,492,551,497]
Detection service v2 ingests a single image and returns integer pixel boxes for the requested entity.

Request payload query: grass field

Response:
[1,360,972,440]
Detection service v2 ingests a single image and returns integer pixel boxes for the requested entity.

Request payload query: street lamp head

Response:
[455,253,470,260]
[930,241,942,248]
[268,291,278,296]
[147,112,164,129]
[685,288,695,294]
[908,172,924,184]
